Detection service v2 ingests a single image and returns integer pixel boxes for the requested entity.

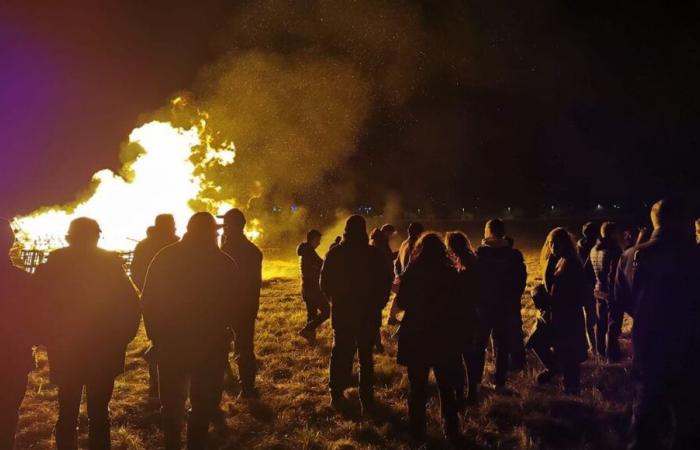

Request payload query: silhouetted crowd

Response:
[1,199,699,450]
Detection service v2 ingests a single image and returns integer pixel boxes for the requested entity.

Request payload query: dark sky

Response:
[2,1,698,217]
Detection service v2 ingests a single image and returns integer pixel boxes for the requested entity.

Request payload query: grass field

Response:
[15,245,635,449]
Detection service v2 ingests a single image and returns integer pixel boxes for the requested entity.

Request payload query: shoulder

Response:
[510,247,524,261]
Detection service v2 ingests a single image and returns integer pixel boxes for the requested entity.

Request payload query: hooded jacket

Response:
[297,242,323,289]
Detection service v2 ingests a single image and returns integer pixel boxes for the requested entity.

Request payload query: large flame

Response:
[13,119,261,251]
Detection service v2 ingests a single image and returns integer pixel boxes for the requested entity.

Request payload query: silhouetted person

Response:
[329,236,341,250]
[577,222,598,352]
[621,226,639,250]
[142,212,239,450]
[389,222,424,325]
[0,220,36,449]
[475,219,527,390]
[369,224,396,353]
[219,208,262,399]
[615,199,700,449]
[131,214,179,291]
[34,218,140,450]
[131,214,179,399]
[527,228,588,394]
[586,222,623,361]
[297,229,329,342]
[395,233,462,442]
[445,231,481,407]
[320,215,392,413]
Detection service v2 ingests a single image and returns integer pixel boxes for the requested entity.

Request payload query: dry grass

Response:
[16,248,634,449]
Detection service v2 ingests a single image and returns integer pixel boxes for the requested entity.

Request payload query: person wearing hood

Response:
[388,222,424,325]
[577,222,598,352]
[586,222,623,361]
[0,220,38,449]
[142,212,239,450]
[220,208,263,399]
[474,219,527,391]
[615,199,700,449]
[34,218,141,450]
[320,215,393,413]
[297,229,329,342]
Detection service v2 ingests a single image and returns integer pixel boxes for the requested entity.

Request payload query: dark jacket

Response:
[221,234,263,320]
[320,238,393,331]
[34,247,140,384]
[544,254,589,364]
[0,262,36,375]
[131,232,179,290]
[475,238,527,320]
[142,238,239,364]
[615,229,700,379]
[588,237,622,301]
[396,259,462,366]
[394,237,418,276]
[577,238,595,264]
[297,242,323,290]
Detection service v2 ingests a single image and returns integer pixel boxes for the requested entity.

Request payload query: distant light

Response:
[596,204,603,210]
[551,205,555,210]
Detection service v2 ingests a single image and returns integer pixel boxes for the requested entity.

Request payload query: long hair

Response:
[445,231,476,270]
[411,232,451,268]
[540,227,579,275]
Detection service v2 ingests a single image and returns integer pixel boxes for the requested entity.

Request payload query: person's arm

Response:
[607,248,621,301]
[320,250,339,301]
[111,256,141,346]
[141,256,166,343]
[613,251,632,317]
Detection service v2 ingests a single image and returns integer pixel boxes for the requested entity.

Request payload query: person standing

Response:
[0,220,37,449]
[528,228,588,394]
[297,229,330,342]
[388,222,424,325]
[320,215,393,413]
[395,233,462,442]
[587,222,623,361]
[577,222,599,353]
[130,214,179,399]
[615,199,700,449]
[369,224,396,353]
[34,218,140,450]
[219,208,263,399]
[142,212,239,450]
[475,219,527,391]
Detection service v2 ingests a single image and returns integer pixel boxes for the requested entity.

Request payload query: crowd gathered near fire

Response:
[1,199,700,450]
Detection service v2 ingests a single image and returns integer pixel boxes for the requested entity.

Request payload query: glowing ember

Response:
[13,120,262,250]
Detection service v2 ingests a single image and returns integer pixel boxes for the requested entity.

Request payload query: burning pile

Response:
[13,115,261,251]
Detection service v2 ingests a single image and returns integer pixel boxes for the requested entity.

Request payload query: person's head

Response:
[306,229,322,248]
[407,222,424,239]
[184,212,219,245]
[582,221,598,241]
[381,224,396,240]
[600,221,617,240]
[541,227,577,267]
[66,217,101,249]
[220,208,246,235]
[343,215,368,244]
[484,219,505,239]
[445,231,474,266]
[695,218,700,244]
[146,226,156,239]
[413,232,449,266]
[1,220,16,257]
[154,214,176,235]
[650,198,688,232]
[334,236,341,244]
[369,227,383,244]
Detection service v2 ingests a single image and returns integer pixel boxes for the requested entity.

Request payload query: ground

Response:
[16,246,635,449]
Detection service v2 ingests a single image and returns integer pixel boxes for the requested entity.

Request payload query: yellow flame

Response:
[14,120,262,250]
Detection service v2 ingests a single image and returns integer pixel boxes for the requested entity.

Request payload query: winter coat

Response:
[0,262,37,375]
[544,254,589,364]
[395,259,462,366]
[221,234,262,321]
[34,247,140,384]
[475,238,527,322]
[588,237,622,301]
[394,237,418,276]
[320,238,393,331]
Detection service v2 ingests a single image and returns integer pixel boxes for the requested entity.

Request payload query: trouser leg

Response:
[85,378,115,450]
[356,331,375,404]
[528,329,557,372]
[508,303,527,370]
[595,299,609,356]
[145,346,160,397]
[466,327,488,395]
[159,361,189,450]
[607,301,623,361]
[187,355,226,450]
[492,323,509,386]
[56,382,83,450]
[454,355,467,407]
[302,289,319,325]
[583,296,596,352]
[234,318,257,393]
[329,329,355,396]
[406,365,429,437]
[434,363,459,434]
[629,379,668,450]
[561,362,580,392]
[0,370,28,450]
[303,290,330,332]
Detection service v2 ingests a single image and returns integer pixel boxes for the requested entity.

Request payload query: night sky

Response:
[2,1,699,218]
